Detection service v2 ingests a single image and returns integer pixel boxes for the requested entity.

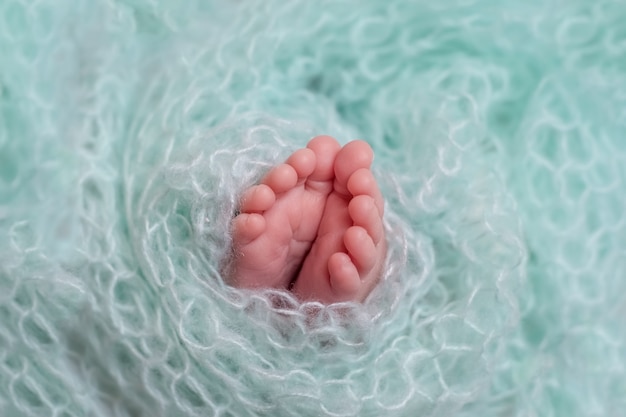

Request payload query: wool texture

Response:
[1,0,625,416]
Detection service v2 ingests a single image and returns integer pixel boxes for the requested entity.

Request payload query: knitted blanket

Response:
[1,0,625,416]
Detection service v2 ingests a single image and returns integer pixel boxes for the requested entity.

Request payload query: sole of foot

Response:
[227,135,342,290]
[291,140,386,303]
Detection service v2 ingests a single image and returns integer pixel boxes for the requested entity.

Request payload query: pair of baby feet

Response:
[226,135,386,304]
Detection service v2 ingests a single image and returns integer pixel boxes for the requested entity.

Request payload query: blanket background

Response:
[1,0,625,416]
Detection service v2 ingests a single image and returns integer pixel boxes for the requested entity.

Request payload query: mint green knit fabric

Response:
[1,0,625,416]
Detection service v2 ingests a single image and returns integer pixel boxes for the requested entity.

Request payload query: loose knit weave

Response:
[1,0,625,416]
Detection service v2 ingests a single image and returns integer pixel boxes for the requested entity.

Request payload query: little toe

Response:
[286,148,316,179]
[344,226,377,271]
[262,163,298,194]
[348,195,384,244]
[334,140,374,195]
[240,184,275,213]
[306,135,341,183]
[328,252,361,298]
[347,168,384,215]
[232,213,266,246]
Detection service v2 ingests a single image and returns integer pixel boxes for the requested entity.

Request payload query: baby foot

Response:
[227,136,341,289]
[291,140,387,303]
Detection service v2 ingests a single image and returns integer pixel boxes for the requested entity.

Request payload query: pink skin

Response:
[227,135,386,304]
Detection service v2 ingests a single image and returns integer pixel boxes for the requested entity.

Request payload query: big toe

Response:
[334,140,374,195]
[307,135,341,183]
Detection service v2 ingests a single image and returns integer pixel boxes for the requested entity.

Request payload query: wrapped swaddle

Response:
[1,0,624,416]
